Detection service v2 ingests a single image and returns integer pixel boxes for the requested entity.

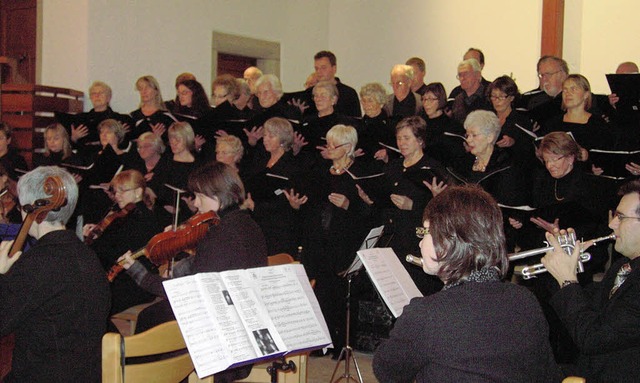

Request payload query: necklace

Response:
[554,179,565,201]
[330,158,353,175]
[473,157,487,172]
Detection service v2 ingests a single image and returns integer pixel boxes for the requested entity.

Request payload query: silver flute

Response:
[510,233,616,280]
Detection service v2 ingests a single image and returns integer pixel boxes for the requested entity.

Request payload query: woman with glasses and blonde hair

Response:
[130,75,178,142]
[83,169,161,315]
[297,123,375,358]
[373,185,561,383]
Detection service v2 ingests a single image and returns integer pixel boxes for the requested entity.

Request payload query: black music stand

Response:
[330,267,364,383]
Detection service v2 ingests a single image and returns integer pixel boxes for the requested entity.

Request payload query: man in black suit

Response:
[542,180,640,383]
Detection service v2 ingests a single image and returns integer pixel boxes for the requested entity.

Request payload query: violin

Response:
[106,210,219,281]
[0,186,17,223]
[9,176,67,258]
[84,203,136,245]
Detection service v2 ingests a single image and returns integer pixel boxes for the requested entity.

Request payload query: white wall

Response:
[565,0,640,94]
[328,0,543,97]
[41,0,330,112]
[40,0,89,90]
[38,0,640,112]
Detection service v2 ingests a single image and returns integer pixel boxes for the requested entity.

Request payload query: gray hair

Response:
[313,80,339,100]
[391,64,415,81]
[458,58,482,73]
[326,124,358,158]
[464,110,500,144]
[264,117,294,152]
[236,78,251,96]
[89,81,112,100]
[18,166,78,225]
[255,74,284,99]
[138,131,166,154]
[359,83,387,105]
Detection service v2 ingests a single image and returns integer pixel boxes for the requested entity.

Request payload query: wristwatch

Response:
[561,280,578,288]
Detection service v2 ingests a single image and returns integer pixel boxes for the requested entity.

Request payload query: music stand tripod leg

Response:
[330,273,363,383]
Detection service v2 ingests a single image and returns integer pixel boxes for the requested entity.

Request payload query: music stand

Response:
[164,183,187,277]
[330,226,384,383]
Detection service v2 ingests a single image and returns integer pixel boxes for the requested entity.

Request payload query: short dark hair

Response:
[466,48,485,66]
[423,82,447,110]
[188,161,245,209]
[423,185,508,284]
[396,116,427,149]
[406,57,426,73]
[487,75,520,106]
[314,50,336,66]
[618,180,640,216]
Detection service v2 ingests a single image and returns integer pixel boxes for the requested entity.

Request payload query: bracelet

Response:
[561,280,578,288]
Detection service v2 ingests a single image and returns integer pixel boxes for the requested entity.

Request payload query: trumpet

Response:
[510,233,616,280]
[405,233,616,280]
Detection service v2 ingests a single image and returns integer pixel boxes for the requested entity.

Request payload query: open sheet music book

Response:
[357,247,423,318]
[163,264,332,378]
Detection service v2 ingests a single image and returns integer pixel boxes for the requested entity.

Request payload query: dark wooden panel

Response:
[217,53,256,78]
[541,0,564,57]
[0,0,36,83]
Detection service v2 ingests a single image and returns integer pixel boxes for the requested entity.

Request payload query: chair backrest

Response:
[268,253,295,266]
[562,377,586,383]
[102,320,211,383]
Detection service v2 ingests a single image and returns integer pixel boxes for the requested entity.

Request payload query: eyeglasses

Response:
[464,132,484,140]
[538,70,562,79]
[613,211,640,222]
[489,95,510,101]
[416,226,430,239]
[137,144,154,150]
[327,142,350,150]
[389,81,407,87]
[542,155,567,164]
[213,93,228,99]
[456,72,474,80]
[422,97,439,102]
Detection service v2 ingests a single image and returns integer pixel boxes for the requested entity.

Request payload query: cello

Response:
[106,210,219,281]
[8,176,67,258]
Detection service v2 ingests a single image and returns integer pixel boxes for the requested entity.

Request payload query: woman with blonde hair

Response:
[130,75,178,141]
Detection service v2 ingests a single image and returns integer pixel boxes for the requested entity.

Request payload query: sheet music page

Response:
[220,269,287,358]
[163,276,231,377]
[357,247,423,317]
[196,273,258,362]
[343,225,385,275]
[250,264,332,352]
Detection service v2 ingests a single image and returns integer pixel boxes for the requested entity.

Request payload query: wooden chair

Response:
[268,253,295,265]
[110,297,162,336]
[102,320,213,383]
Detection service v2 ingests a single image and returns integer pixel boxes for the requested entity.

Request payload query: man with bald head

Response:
[243,66,263,111]
[384,64,422,120]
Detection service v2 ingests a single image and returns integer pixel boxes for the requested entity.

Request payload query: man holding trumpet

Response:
[542,180,640,383]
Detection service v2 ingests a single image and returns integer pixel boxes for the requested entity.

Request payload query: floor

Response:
[306,351,378,383]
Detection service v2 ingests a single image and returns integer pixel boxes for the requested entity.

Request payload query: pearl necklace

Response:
[330,158,353,175]
[473,157,487,172]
